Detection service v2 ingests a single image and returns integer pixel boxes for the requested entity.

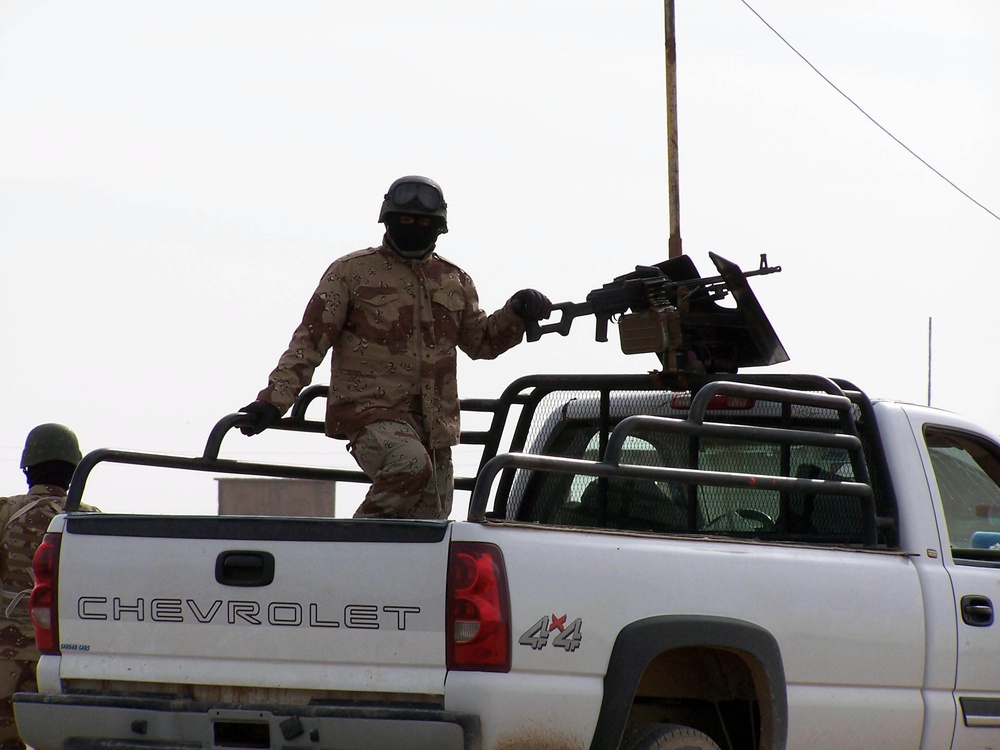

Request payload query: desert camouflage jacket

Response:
[1,485,67,623]
[256,243,526,448]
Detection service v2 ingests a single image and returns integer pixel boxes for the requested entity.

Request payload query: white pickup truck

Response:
[13,257,1000,750]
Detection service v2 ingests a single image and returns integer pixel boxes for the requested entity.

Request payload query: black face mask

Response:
[384,215,440,259]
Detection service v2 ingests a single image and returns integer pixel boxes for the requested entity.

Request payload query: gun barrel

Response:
[665,262,781,296]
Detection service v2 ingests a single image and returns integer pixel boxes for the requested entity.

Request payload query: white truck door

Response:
[919,422,1000,749]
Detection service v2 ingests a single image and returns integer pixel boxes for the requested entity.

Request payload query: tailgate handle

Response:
[216,551,275,587]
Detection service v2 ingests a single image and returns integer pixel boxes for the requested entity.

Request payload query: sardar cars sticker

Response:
[518,614,583,652]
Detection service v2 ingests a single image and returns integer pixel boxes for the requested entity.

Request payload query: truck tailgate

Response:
[50,514,452,696]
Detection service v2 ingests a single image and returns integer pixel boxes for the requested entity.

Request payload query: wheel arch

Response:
[589,615,788,750]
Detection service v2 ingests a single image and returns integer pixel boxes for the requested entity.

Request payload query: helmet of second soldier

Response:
[378,175,448,233]
[20,423,83,469]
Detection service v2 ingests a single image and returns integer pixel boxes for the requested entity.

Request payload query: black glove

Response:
[510,289,552,321]
[238,401,282,436]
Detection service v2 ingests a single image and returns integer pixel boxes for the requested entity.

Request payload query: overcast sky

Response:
[2,0,998,516]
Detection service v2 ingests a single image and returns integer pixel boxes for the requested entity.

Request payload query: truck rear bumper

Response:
[14,692,480,750]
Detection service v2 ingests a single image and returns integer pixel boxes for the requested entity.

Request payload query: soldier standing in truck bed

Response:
[239,175,551,520]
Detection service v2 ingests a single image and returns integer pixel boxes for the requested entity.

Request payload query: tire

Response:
[619,722,723,750]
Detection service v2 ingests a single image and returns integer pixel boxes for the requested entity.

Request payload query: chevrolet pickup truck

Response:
[13,256,1000,750]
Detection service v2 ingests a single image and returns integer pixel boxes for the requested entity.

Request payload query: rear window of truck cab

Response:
[505,390,883,547]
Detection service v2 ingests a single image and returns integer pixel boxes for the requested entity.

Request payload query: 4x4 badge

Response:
[518,615,583,652]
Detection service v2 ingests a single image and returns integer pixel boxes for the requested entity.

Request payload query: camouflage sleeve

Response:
[256,263,350,412]
[455,271,526,361]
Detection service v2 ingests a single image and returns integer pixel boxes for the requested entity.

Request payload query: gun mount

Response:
[527,252,788,376]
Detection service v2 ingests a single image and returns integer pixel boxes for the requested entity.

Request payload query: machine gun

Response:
[527,252,789,375]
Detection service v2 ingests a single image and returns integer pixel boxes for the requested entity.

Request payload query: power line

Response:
[739,0,1000,224]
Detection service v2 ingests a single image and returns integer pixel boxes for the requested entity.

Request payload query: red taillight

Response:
[670,394,755,411]
[446,542,511,672]
[30,533,61,655]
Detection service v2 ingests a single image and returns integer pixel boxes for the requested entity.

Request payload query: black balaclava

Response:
[384,214,443,259]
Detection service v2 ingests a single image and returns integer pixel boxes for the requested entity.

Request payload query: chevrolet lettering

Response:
[75,597,421,629]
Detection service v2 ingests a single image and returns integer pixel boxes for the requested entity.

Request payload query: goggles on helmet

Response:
[387,181,446,212]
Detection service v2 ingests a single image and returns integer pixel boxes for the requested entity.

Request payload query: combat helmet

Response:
[378,175,448,233]
[20,423,83,469]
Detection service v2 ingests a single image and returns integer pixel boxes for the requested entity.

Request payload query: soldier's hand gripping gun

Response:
[526,252,789,375]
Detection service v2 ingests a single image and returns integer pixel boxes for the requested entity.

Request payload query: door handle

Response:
[216,550,275,587]
[961,595,994,627]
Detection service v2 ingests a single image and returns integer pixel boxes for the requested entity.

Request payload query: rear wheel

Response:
[620,723,723,750]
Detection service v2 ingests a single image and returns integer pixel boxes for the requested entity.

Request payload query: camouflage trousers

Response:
[0,619,38,749]
[347,419,454,519]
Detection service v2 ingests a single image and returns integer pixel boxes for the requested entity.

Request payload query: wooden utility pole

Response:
[665,0,682,258]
